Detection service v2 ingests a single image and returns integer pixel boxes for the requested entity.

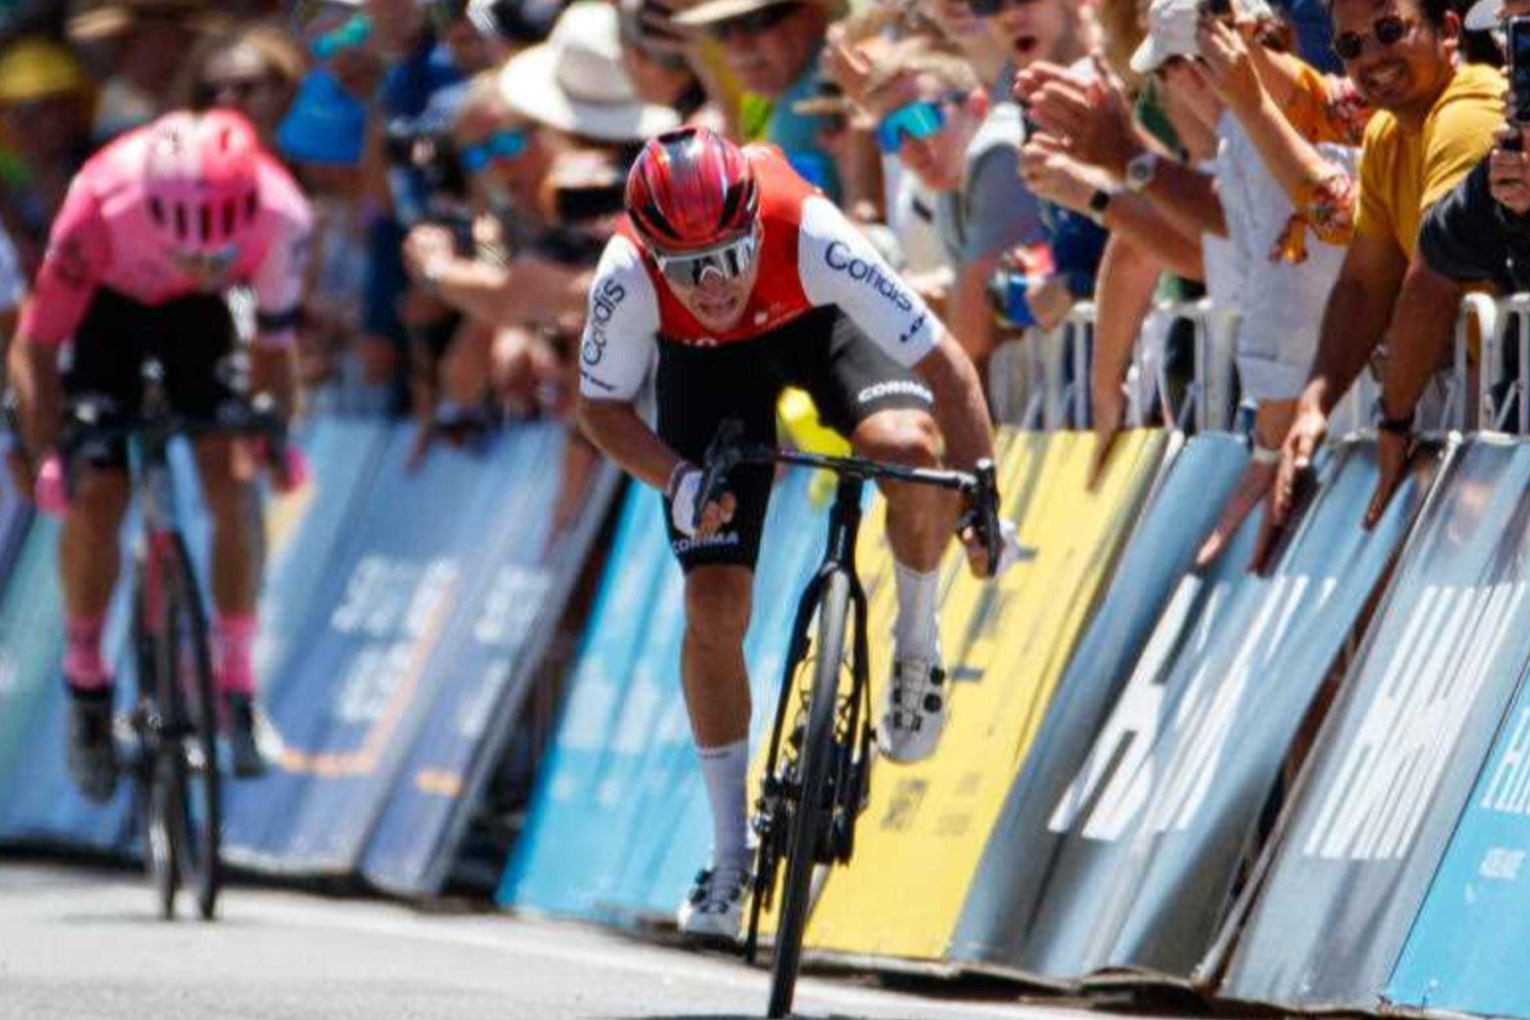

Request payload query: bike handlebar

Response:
[60,392,290,480]
[696,417,1006,577]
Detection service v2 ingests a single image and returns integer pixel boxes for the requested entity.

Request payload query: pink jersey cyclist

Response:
[14,110,311,803]
[21,121,312,348]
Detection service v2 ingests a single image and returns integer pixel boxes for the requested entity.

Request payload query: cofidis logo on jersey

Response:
[582,278,625,366]
[825,241,913,313]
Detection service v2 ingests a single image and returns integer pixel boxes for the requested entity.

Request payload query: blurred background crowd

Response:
[0,0,1513,546]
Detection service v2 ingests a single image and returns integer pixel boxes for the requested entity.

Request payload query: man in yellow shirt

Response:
[1258,0,1501,565]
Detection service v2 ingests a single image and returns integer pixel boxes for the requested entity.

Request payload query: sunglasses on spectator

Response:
[460,128,530,172]
[310,13,372,59]
[196,74,275,106]
[708,3,801,41]
[875,94,967,153]
[654,229,760,288]
[1331,13,1413,61]
[963,0,1043,19]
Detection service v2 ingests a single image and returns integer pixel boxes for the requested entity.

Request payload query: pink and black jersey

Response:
[21,123,313,349]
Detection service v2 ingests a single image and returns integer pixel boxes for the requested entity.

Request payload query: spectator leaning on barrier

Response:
[859,39,1047,365]
[1260,0,1502,563]
[674,0,845,200]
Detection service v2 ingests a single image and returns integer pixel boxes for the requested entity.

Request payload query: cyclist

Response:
[11,109,312,803]
[577,126,1014,938]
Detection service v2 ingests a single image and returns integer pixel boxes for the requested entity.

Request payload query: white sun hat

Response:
[498,0,681,142]
[1130,0,1275,74]
[1464,0,1502,31]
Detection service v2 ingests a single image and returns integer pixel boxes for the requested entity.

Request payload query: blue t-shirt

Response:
[766,43,843,203]
[1274,0,1340,74]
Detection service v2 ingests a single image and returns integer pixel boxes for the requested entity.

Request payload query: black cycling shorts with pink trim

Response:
[658,307,934,573]
[62,287,237,469]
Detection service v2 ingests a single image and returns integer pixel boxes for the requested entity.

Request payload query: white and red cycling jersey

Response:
[579,146,938,401]
[20,123,313,349]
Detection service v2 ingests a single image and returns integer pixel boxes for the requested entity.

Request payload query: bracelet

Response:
[1377,412,1414,436]
[1250,442,1281,466]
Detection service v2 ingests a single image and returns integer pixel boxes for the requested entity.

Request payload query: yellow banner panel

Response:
[784,429,1169,962]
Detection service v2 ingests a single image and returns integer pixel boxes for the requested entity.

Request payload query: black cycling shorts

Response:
[62,288,237,469]
[658,306,934,573]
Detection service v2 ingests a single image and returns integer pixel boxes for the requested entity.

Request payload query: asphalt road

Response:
[0,860,1147,1020]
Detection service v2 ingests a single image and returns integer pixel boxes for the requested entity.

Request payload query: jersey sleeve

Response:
[579,235,661,401]
[798,195,938,367]
[249,164,316,348]
[19,175,110,347]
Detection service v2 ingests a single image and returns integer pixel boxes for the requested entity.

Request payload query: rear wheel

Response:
[768,570,851,1019]
[152,534,222,921]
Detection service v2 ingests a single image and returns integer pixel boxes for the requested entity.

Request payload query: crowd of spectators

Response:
[0,0,1522,557]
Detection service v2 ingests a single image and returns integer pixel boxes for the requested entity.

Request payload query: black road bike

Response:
[61,360,287,920]
[694,419,1001,1018]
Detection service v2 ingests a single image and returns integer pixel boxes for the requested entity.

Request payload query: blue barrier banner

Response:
[223,424,556,874]
[499,482,686,918]
[0,519,133,850]
[501,469,825,922]
[359,434,621,896]
[1388,641,1530,1015]
[0,454,27,579]
[1223,437,1530,1010]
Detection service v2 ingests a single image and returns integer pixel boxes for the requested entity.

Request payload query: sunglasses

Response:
[310,13,372,59]
[709,3,801,40]
[653,229,760,289]
[963,0,1043,18]
[1331,13,1412,61]
[195,74,274,107]
[460,128,529,172]
[875,94,966,153]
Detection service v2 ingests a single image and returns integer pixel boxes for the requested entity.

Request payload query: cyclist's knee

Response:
[69,468,131,525]
[852,410,940,468]
[685,567,752,648]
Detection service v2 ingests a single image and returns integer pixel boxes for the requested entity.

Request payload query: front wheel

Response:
[767,569,851,1019]
[146,533,223,921]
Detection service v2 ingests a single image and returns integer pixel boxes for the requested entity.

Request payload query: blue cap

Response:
[277,69,367,168]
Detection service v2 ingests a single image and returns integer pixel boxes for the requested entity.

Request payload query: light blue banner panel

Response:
[0,518,133,850]
[500,482,685,918]
[360,437,622,896]
[0,453,28,579]
[1388,649,1530,1015]
[223,425,552,874]
[1223,436,1530,1010]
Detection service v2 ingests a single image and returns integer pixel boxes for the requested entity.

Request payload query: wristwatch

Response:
[1124,151,1160,193]
[1086,186,1115,227]
[1374,396,1415,435]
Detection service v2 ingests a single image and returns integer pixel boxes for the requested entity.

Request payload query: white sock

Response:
[892,560,941,660]
[698,739,751,875]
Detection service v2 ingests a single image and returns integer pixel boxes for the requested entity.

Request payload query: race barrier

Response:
[780,428,1171,962]
[224,421,615,895]
[0,417,614,899]
[1221,436,1530,1010]
[952,437,1438,985]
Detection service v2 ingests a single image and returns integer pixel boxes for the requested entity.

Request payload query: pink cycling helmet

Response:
[142,110,263,256]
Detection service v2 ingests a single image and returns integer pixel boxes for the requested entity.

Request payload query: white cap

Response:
[497,0,681,142]
[1464,0,1502,31]
[1130,0,1275,74]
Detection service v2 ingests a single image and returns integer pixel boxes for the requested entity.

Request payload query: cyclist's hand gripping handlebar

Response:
[692,417,745,533]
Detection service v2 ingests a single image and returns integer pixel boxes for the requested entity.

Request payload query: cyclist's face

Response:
[173,247,240,292]
[666,240,763,332]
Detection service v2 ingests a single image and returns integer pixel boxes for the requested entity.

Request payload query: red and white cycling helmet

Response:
[142,110,263,256]
[626,127,759,255]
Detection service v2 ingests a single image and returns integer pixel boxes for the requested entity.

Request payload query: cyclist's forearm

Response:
[917,334,995,469]
[18,338,61,452]
[576,396,684,492]
[249,342,297,420]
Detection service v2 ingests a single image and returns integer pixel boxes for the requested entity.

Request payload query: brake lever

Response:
[973,459,1001,578]
[693,418,745,532]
